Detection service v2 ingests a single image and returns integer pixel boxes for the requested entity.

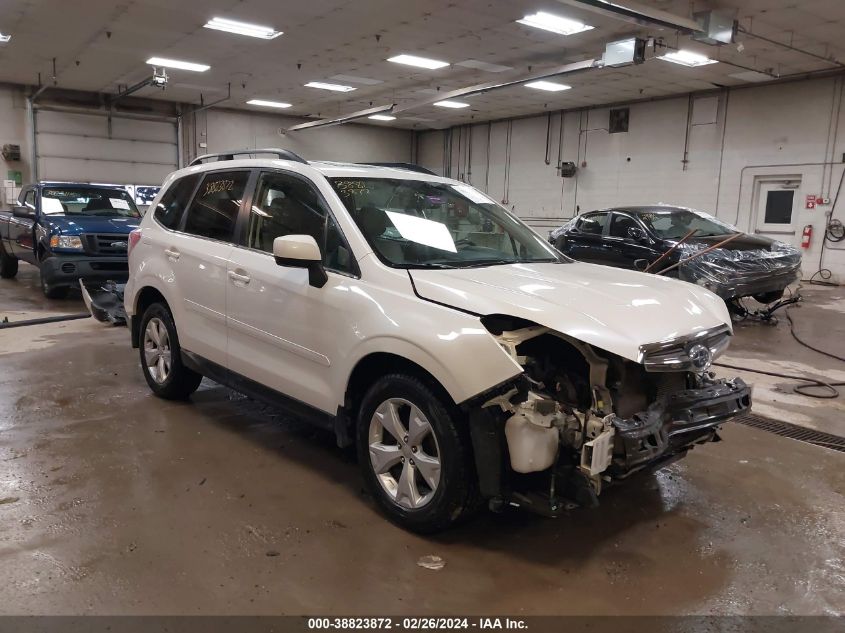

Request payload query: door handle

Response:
[228,270,251,285]
[164,247,180,261]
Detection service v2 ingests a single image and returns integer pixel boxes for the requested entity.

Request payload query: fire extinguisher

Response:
[801,224,812,249]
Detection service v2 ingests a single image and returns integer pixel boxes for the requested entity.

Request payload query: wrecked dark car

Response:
[550,205,802,305]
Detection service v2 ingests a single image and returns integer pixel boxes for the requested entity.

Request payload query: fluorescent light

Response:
[0,33,10,43]
[203,17,282,39]
[387,54,450,70]
[525,80,571,92]
[368,114,396,121]
[146,57,210,72]
[433,100,470,109]
[305,81,356,92]
[516,12,593,36]
[247,99,292,108]
[658,50,718,67]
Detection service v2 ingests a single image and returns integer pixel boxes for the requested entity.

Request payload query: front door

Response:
[603,212,656,269]
[226,170,358,414]
[753,179,800,246]
[10,188,37,262]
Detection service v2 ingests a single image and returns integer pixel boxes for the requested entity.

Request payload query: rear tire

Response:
[0,242,18,279]
[357,373,478,533]
[138,302,203,400]
[39,263,68,299]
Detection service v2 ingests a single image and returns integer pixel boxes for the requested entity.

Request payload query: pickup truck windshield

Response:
[330,177,564,268]
[41,187,141,218]
[635,208,737,239]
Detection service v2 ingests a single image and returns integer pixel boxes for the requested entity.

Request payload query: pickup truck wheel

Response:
[357,374,478,533]
[0,242,18,279]
[139,302,203,400]
[38,265,68,299]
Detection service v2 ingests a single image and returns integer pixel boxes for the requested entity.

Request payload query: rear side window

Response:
[183,171,249,242]
[577,212,608,235]
[154,175,199,230]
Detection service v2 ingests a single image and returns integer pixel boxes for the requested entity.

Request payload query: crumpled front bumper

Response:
[608,376,751,477]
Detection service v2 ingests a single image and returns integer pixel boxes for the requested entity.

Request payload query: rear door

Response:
[562,212,612,264]
[166,169,251,366]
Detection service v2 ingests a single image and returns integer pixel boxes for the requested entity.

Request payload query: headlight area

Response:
[464,315,751,517]
[49,235,84,251]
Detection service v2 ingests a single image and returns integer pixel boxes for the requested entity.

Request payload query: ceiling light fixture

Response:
[0,33,11,43]
[516,12,593,36]
[525,80,571,92]
[146,57,210,72]
[368,114,396,121]
[305,81,356,92]
[247,99,292,108]
[387,54,450,70]
[433,100,470,109]
[658,49,718,67]
[203,17,282,39]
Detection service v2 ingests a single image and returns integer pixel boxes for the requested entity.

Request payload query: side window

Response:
[153,175,199,230]
[608,213,639,238]
[183,171,249,242]
[23,189,35,208]
[577,212,608,235]
[246,171,355,274]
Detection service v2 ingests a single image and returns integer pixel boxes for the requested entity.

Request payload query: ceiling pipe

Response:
[110,69,168,105]
[287,104,395,132]
[192,82,232,114]
[554,0,700,33]
[736,26,845,68]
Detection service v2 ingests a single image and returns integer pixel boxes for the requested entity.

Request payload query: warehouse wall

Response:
[418,75,845,282]
[193,108,413,164]
[0,84,31,209]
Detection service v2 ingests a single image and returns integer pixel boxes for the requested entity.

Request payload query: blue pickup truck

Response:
[0,182,141,298]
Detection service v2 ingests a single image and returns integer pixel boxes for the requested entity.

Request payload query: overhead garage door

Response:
[34,108,178,186]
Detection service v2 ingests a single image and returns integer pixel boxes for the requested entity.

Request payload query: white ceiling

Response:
[1,0,844,129]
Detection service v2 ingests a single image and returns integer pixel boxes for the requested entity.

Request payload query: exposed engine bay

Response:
[466,315,751,516]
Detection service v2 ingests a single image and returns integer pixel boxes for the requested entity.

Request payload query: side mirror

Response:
[627,226,647,242]
[634,258,650,272]
[273,235,328,288]
[13,205,35,219]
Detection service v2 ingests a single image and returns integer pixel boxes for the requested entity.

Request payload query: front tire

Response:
[0,242,18,279]
[357,374,478,533]
[138,302,202,400]
[39,263,68,299]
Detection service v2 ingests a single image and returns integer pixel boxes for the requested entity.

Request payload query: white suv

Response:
[125,149,750,532]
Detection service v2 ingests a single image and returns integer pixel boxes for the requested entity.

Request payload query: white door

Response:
[171,169,251,367]
[226,170,358,413]
[754,179,800,245]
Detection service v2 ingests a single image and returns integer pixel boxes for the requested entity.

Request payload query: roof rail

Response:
[357,162,437,176]
[189,148,307,167]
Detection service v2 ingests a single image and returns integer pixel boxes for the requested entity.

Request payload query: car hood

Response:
[45,215,141,236]
[409,262,731,363]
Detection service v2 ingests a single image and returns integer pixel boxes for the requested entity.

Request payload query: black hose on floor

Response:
[0,313,91,330]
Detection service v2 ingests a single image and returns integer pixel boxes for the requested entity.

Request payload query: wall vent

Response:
[609,108,629,134]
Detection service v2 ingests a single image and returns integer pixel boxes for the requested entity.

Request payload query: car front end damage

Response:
[464,317,751,515]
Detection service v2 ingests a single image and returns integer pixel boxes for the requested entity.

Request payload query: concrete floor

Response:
[0,263,843,616]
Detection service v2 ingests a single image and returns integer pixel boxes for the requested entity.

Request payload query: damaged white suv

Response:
[125,149,750,532]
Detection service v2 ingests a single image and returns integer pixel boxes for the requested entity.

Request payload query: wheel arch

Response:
[131,286,170,348]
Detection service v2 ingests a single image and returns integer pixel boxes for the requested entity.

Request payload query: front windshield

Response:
[329,177,564,268]
[636,208,737,239]
[41,187,140,218]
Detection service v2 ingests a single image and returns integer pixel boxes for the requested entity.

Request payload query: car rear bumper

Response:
[40,254,129,287]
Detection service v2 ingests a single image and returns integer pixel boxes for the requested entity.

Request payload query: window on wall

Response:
[183,171,249,241]
[764,190,795,224]
[609,108,629,134]
[246,171,355,275]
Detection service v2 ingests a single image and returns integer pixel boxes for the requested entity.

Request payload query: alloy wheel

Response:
[143,317,172,384]
[368,398,441,510]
